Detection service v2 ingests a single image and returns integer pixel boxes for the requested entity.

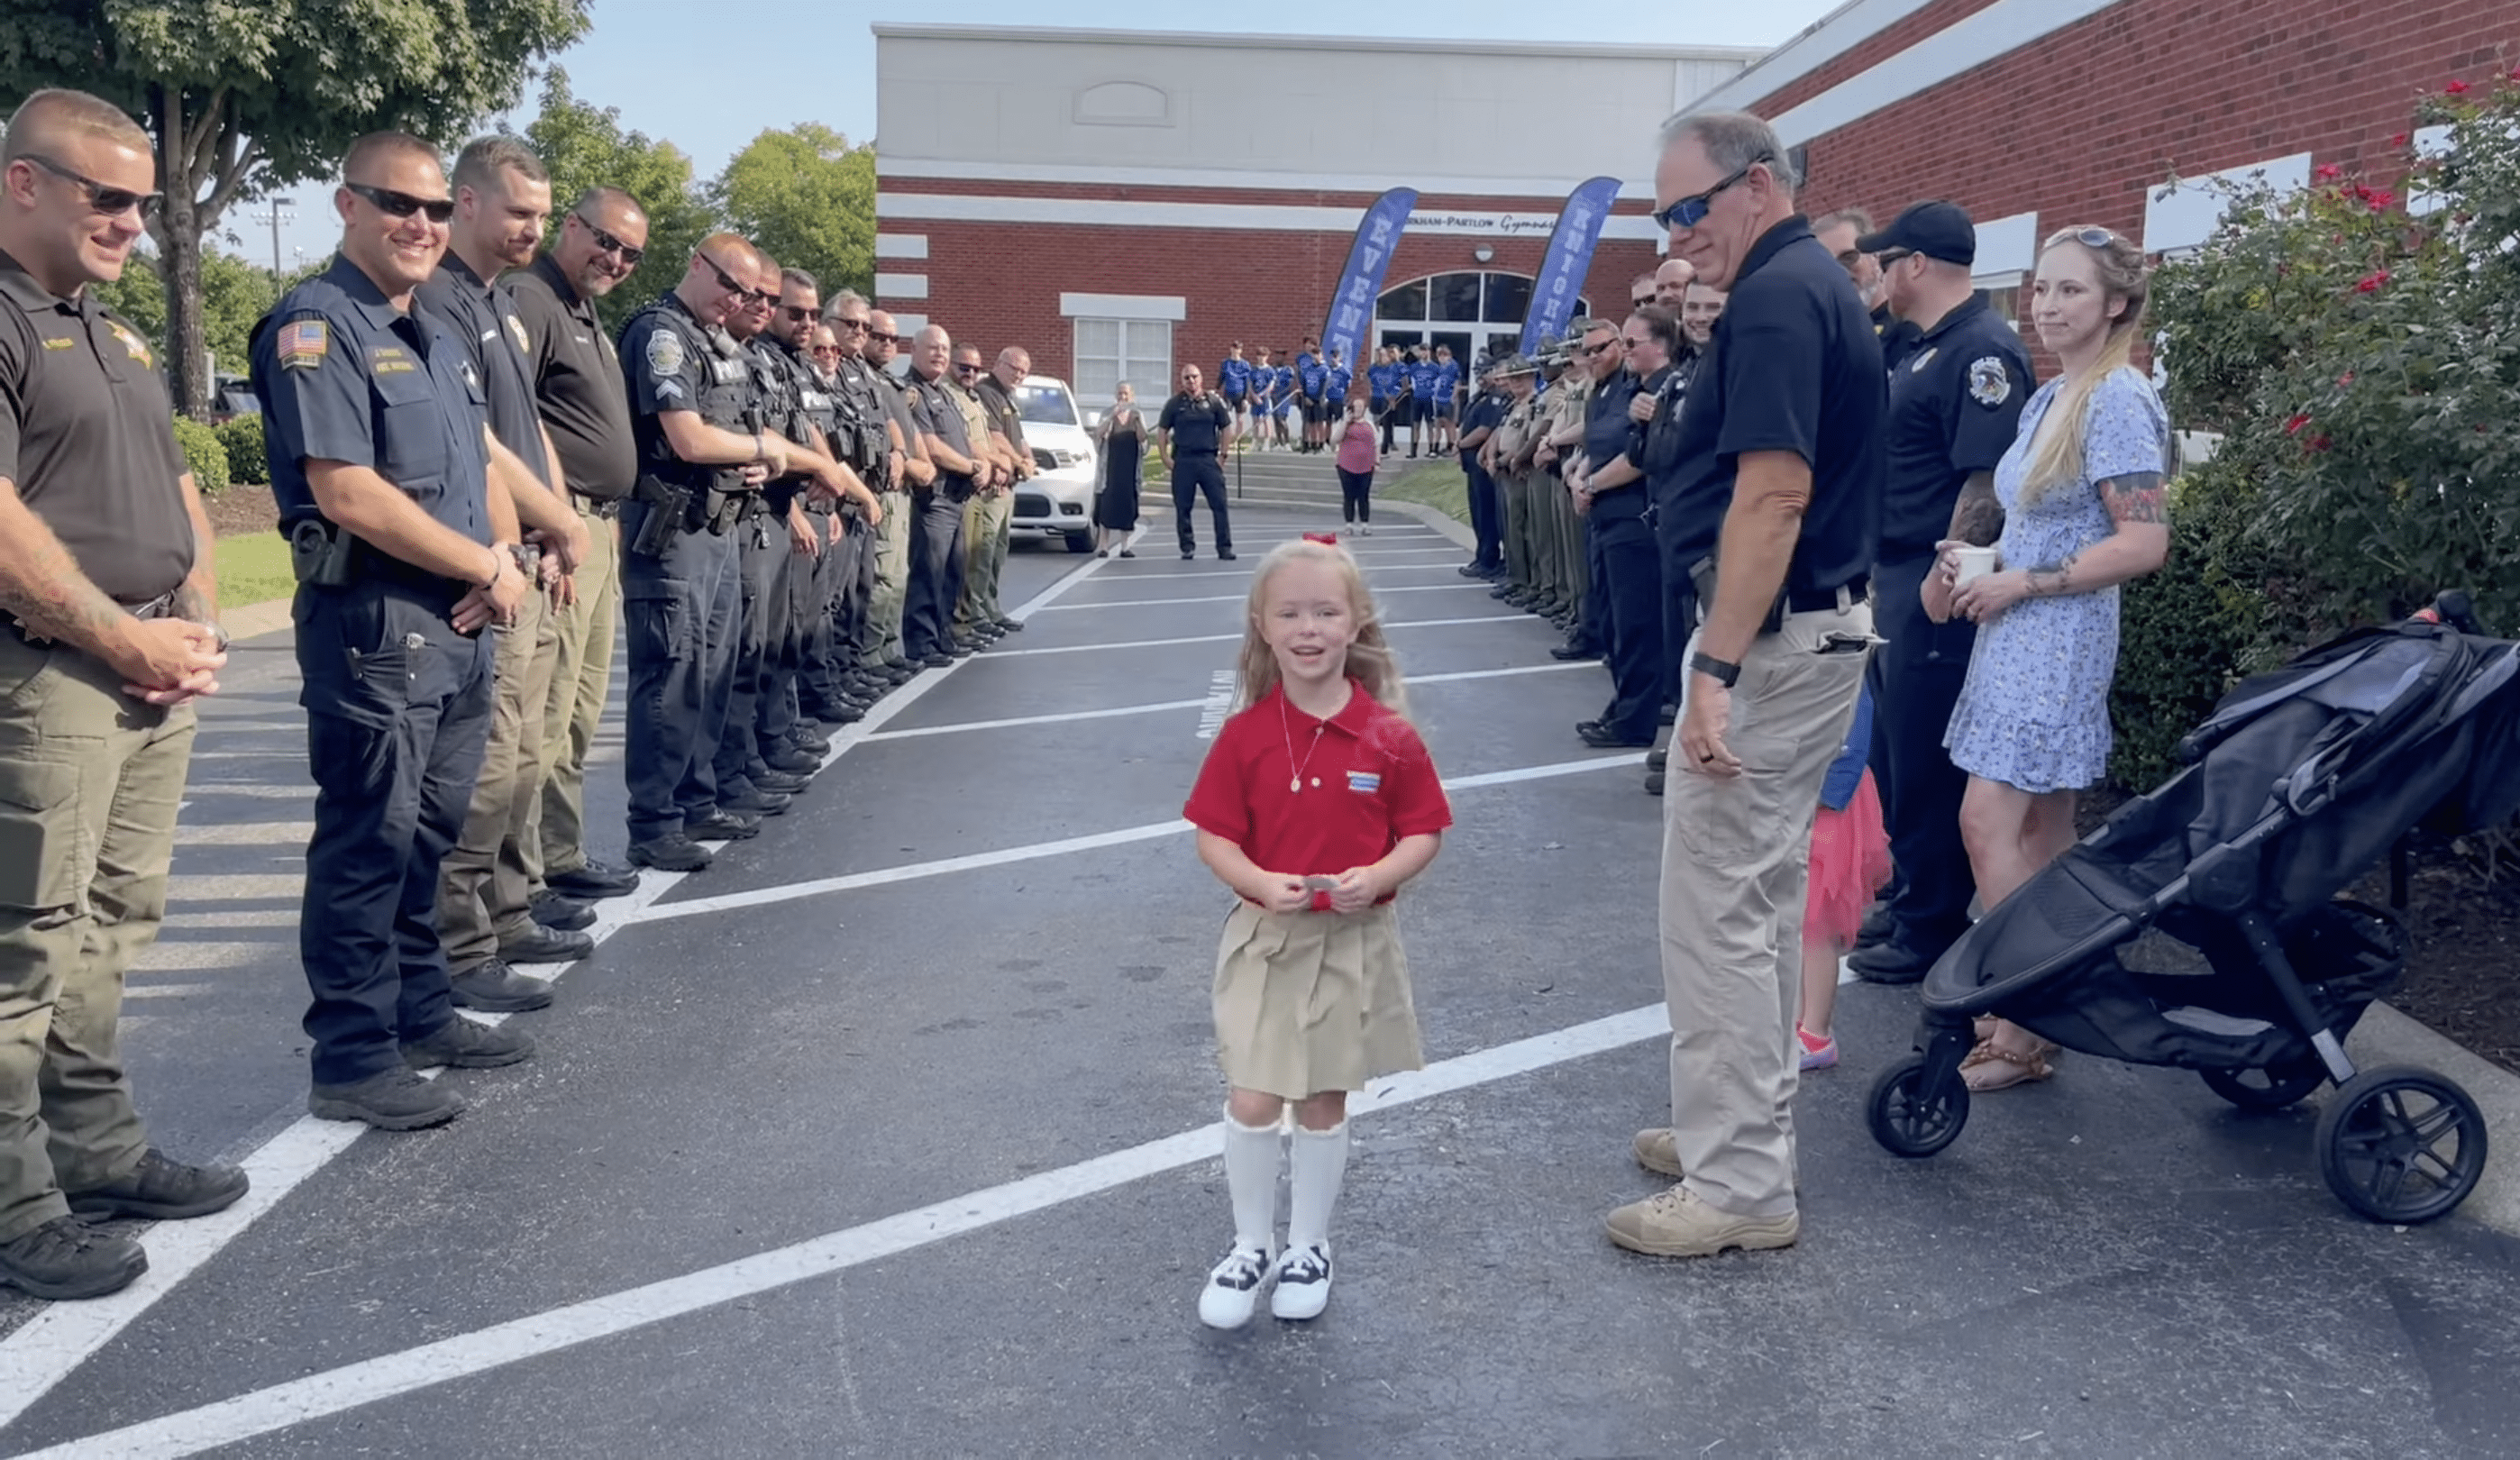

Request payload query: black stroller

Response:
[1867,597,2520,1224]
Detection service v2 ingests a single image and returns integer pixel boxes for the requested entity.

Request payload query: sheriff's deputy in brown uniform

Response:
[0,88,248,1302]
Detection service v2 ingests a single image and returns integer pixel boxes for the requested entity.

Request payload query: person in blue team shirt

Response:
[1272,351,1297,452]
[1326,349,1354,419]
[1430,344,1462,457]
[1367,347,1402,455]
[1297,345,1329,452]
[1248,350,1277,452]
[1219,342,1252,436]
[1404,347,1440,459]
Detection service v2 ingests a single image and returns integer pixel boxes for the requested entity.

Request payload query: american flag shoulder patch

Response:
[277,319,329,370]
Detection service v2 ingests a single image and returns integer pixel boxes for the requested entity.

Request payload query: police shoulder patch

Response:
[277,318,329,371]
[645,326,684,377]
[1967,355,2012,406]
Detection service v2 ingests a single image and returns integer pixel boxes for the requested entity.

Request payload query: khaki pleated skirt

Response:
[1212,901,1424,1100]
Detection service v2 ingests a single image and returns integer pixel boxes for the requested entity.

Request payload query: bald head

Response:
[2,88,151,164]
[1653,258,1696,308]
[992,344,1031,389]
[0,88,158,291]
[914,324,951,379]
[342,131,442,187]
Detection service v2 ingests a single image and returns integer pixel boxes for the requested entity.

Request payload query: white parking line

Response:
[1035,582,1486,612]
[983,615,1527,659]
[0,546,1136,1437]
[623,751,1644,927]
[23,1003,1668,1460]
[860,698,1212,743]
[1071,558,1462,583]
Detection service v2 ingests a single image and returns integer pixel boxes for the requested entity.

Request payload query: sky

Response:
[247,0,1846,268]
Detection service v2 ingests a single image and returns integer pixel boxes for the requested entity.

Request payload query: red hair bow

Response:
[1301,532,1340,545]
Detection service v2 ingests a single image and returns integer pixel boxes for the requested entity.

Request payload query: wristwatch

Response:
[1688,651,1741,688]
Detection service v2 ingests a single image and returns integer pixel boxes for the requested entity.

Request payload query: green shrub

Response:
[169,415,229,497]
[215,414,268,486]
[2108,457,2257,790]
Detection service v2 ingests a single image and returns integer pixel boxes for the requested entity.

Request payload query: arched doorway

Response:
[1373,270,1593,367]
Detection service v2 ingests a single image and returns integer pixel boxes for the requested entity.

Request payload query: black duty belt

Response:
[1785,577,1869,615]
[573,492,624,520]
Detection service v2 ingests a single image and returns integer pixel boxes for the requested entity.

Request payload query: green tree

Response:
[523,67,715,322]
[94,246,309,381]
[0,0,589,418]
[711,123,874,300]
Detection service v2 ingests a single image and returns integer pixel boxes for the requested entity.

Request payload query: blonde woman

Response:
[1922,226,2171,1091]
[1091,382,1144,558]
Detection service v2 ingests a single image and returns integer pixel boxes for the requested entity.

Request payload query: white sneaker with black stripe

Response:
[1269,1243,1333,1320]
[1198,1243,1274,1329]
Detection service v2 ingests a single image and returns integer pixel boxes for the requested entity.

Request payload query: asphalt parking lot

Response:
[3,495,2518,1460]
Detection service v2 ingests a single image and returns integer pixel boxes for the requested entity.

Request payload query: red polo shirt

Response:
[1184,680,1452,906]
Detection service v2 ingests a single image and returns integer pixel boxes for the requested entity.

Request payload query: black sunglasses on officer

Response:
[20,152,162,222]
[344,180,454,224]
[572,213,644,266]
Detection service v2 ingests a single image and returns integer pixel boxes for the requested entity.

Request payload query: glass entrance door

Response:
[1373,270,1591,368]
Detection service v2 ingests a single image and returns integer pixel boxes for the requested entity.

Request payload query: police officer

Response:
[832,297,920,689]
[1570,313,1662,749]
[899,324,983,667]
[963,344,1036,642]
[1844,201,2033,985]
[616,233,791,871]
[253,130,534,1132]
[1641,274,1728,794]
[1156,363,1236,561]
[945,342,1014,653]
[507,186,649,908]
[1455,359,1509,579]
[0,88,247,1300]
[1818,207,1922,373]
[419,135,591,1014]
[862,310,936,672]
[1538,324,1604,655]
[1483,353,1543,603]
[745,267,859,778]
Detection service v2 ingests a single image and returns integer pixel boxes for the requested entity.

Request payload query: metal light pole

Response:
[252,197,297,286]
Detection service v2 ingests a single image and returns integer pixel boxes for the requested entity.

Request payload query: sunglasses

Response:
[1631,296,1656,308]
[700,253,772,304]
[1579,340,1619,357]
[779,305,817,323]
[864,332,901,345]
[573,214,644,265]
[345,181,455,224]
[954,360,982,374]
[1876,247,1916,267]
[809,345,841,358]
[22,153,161,221]
[2068,225,2118,249]
[832,316,872,333]
[1649,156,1767,232]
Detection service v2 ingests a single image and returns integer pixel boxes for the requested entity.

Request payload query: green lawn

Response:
[215,531,294,609]
[1377,459,1471,525]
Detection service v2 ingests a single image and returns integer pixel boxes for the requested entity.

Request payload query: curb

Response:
[2333,1000,2520,1236]
[226,597,294,642]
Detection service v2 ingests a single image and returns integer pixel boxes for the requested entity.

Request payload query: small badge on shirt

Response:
[108,322,152,367]
[278,319,329,371]
[1968,356,2012,406]
[1347,770,1381,794]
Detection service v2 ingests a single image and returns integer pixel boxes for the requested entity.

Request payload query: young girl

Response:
[1181,540,1451,1328]
[1796,684,1889,1071]
[1334,397,1379,534]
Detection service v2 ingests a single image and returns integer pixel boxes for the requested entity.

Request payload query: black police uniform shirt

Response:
[973,372,1029,465]
[900,368,977,497]
[1661,215,1885,595]
[1642,347,1707,537]
[873,370,927,482]
[1158,390,1230,453]
[507,253,635,500]
[0,248,194,604]
[829,356,891,481]
[1872,302,1923,376]
[1582,369,1649,524]
[619,291,752,492]
[414,251,552,489]
[1880,293,2033,564]
[1459,389,1507,482]
[252,256,490,548]
[740,334,806,514]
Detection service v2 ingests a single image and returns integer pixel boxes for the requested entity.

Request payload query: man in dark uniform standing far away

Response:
[0,87,248,1300]
[1157,362,1236,561]
[1845,200,2033,985]
[253,131,534,1132]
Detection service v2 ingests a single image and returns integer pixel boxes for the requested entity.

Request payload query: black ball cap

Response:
[1856,200,1977,266]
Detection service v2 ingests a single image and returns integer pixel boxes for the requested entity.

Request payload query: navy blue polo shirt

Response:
[620,290,753,493]
[414,251,551,488]
[253,255,489,544]
[900,367,977,497]
[1584,369,1648,522]
[1159,389,1231,452]
[1879,293,2032,563]
[1659,215,1885,592]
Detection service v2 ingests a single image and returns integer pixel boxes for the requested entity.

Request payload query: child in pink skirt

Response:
[1798,685,1890,1070]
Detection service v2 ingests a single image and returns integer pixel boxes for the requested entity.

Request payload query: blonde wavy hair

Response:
[2021,225,2150,504]
[1234,540,1411,717]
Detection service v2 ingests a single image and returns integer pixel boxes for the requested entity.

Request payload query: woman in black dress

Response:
[1092,382,1144,557]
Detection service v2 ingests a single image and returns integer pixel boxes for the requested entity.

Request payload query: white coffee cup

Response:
[1952,546,2001,588]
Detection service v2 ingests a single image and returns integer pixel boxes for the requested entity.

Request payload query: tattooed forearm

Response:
[1949,470,2005,547]
[2025,552,2079,598]
[0,481,132,653]
[2099,470,2167,526]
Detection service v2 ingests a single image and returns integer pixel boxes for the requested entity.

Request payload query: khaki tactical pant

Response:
[864,492,913,666]
[1660,603,1873,1218]
[438,584,559,971]
[0,634,187,1240]
[534,501,620,881]
[1500,468,1534,594]
[954,488,1015,633]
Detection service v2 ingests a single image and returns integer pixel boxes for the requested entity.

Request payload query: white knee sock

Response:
[1286,1121,1351,1252]
[1222,1112,1283,1252]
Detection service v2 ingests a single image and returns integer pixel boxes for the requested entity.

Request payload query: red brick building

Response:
[871,25,1758,405]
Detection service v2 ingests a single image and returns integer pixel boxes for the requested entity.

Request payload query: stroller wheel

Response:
[2315,1066,2489,1224]
[1867,1054,1971,1158]
[2201,1061,2328,1112]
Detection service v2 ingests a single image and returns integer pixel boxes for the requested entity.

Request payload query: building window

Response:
[1374,270,1588,363]
[1073,317,1172,411]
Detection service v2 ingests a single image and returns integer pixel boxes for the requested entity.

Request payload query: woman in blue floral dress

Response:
[1922,226,2172,1090]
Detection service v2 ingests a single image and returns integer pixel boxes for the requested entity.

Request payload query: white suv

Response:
[1006,375,1098,553]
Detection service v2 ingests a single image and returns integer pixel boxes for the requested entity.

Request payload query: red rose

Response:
[2284,412,2313,434]
[2355,270,2391,293]
[2391,132,2410,147]
[2366,189,2397,210]
[2337,372,2355,386]
[2447,78,2471,95]
[2309,434,2334,453]
[2315,163,2343,181]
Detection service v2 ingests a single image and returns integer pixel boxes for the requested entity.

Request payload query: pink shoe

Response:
[1797,1025,1838,1071]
